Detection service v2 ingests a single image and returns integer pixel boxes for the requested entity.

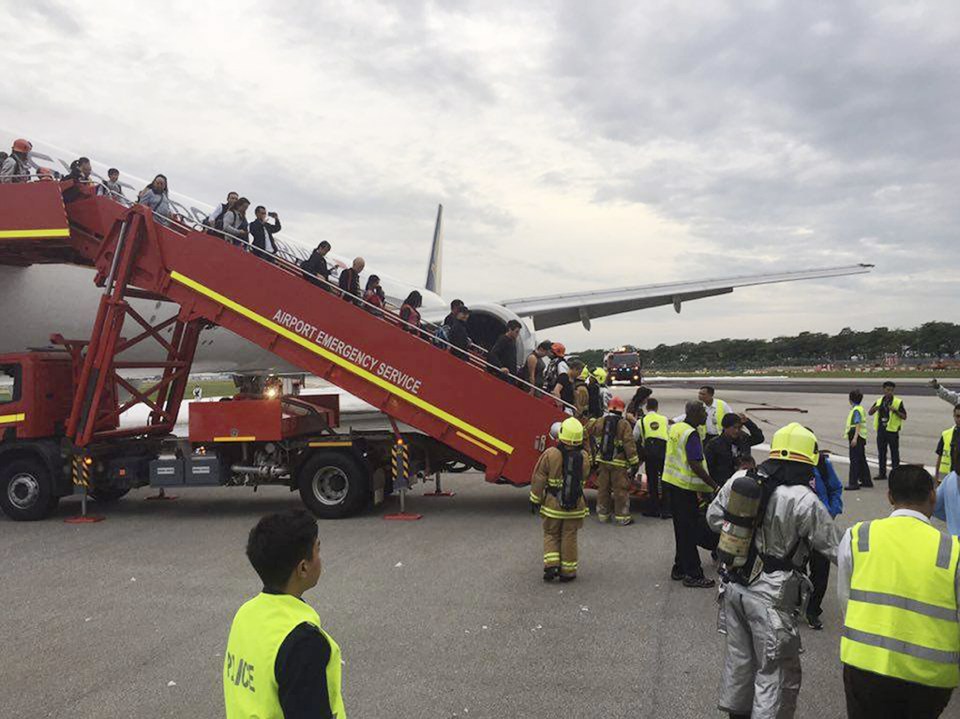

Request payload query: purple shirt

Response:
[686,432,704,462]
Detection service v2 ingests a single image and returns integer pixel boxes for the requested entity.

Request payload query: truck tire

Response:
[0,457,58,521]
[90,487,130,504]
[297,451,369,519]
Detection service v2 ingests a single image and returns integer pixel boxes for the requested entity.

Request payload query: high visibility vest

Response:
[841,517,960,689]
[224,592,345,719]
[642,412,669,441]
[662,421,711,492]
[844,404,868,441]
[939,427,958,475]
[873,397,904,432]
[715,399,728,429]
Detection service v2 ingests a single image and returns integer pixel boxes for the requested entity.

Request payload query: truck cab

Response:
[0,352,76,519]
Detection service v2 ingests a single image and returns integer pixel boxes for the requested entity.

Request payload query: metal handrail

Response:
[67,181,573,408]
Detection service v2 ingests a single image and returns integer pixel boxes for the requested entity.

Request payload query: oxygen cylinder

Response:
[559,447,585,511]
[717,473,763,568]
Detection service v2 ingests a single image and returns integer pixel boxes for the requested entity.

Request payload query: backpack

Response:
[543,357,562,390]
[586,381,602,418]
[433,323,451,347]
[600,414,620,462]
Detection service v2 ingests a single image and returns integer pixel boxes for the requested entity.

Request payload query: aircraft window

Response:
[0,364,21,404]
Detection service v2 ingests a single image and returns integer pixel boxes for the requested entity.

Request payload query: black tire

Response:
[89,487,130,504]
[0,457,58,521]
[297,451,370,519]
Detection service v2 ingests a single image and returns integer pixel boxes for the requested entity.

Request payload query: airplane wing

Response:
[500,264,874,330]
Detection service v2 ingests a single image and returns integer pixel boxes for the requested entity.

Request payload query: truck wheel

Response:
[0,457,57,521]
[90,487,130,504]
[297,451,369,519]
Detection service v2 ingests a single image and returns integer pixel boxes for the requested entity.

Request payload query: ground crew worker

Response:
[935,405,960,483]
[698,385,732,443]
[224,510,346,719]
[838,464,959,718]
[706,423,841,719]
[869,380,907,480]
[639,397,670,519]
[588,396,640,525]
[846,389,873,490]
[529,417,591,582]
[663,400,719,588]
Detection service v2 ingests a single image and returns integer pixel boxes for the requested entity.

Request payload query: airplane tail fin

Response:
[425,204,443,294]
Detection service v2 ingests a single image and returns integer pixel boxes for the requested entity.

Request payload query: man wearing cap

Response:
[706,423,841,719]
[529,417,591,582]
[587,396,640,525]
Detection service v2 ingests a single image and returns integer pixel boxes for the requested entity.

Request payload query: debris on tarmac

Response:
[394,562,403,568]
[166,681,176,687]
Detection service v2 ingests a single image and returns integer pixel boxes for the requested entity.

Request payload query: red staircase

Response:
[0,181,565,485]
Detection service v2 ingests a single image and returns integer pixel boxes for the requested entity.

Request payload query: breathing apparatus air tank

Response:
[717,472,763,568]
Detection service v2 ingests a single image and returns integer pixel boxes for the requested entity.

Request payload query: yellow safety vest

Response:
[939,427,958,475]
[224,592,346,719]
[873,397,904,432]
[841,517,960,689]
[844,404,868,441]
[642,412,669,442]
[715,399,728,428]
[662,421,711,492]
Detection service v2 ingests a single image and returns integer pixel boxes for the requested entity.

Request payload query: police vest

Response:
[873,397,904,432]
[841,517,960,689]
[662,421,711,492]
[224,592,346,719]
[844,404,868,441]
[940,427,958,475]
[641,412,669,442]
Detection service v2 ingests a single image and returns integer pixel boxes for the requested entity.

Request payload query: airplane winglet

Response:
[425,204,443,295]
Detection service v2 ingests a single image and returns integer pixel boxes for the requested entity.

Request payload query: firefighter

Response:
[582,366,604,419]
[530,417,591,582]
[588,396,640,525]
[706,423,841,719]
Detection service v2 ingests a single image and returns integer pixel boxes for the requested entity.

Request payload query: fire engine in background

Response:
[603,346,642,385]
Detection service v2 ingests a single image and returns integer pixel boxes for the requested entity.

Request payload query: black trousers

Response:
[644,447,665,514]
[843,664,953,718]
[848,437,872,488]
[806,548,830,618]
[669,486,717,579]
[876,428,900,478]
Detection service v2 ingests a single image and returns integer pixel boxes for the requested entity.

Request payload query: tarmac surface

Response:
[1,384,958,718]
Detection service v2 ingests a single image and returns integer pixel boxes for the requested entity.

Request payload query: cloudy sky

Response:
[2,1,957,350]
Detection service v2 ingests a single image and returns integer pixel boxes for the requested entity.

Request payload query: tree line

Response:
[576,322,960,371]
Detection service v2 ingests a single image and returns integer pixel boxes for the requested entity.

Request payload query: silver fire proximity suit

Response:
[706,469,841,719]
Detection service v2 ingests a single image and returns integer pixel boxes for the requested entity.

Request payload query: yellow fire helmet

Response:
[558,417,584,445]
[592,367,607,384]
[579,366,590,381]
[769,422,819,465]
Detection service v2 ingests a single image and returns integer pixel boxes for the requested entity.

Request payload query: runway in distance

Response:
[0,131,874,374]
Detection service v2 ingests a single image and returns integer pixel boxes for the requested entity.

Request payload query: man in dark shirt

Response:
[338,257,364,304]
[705,413,765,487]
[249,206,282,260]
[488,319,522,381]
[224,510,345,718]
[443,298,465,328]
[447,305,471,359]
[301,241,332,288]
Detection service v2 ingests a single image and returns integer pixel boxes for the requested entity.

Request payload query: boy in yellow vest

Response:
[224,510,346,718]
[838,465,959,718]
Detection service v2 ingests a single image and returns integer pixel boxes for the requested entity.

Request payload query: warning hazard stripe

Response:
[0,413,25,424]
[169,270,514,456]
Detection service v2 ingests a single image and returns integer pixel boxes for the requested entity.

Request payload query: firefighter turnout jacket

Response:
[588,412,639,470]
[529,445,591,519]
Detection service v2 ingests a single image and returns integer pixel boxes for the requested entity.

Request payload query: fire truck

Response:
[603,345,643,385]
[0,180,566,521]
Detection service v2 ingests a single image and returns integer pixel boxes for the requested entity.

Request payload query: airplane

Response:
[0,131,874,376]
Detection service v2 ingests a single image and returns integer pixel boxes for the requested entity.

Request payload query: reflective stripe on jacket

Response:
[224,592,345,718]
[841,517,960,688]
[662,421,710,492]
[529,445,590,519]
